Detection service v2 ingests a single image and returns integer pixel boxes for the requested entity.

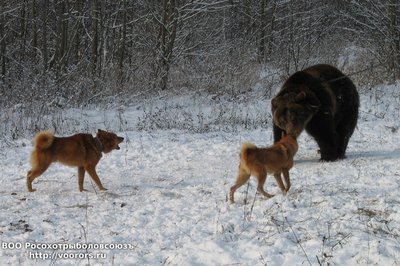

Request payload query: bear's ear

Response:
[271,98,278,109]
[295,91,307,102]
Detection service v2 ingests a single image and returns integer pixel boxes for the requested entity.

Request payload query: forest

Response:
[1,0,399,108]
[1,3,400,264]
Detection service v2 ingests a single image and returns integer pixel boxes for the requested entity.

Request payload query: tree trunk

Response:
[389,0,400,80]
[60,0,68,72]
[118,0,127,83]
[32,0,38,50]
[156,0,178,90]
[91,0,99,75]
[19,0,27,65]
[258,0,267,64]
[267,1,277,58]
[0,0,5,81]
[54,0,68,74]
[41,0,49,72]
[73,0,82,64]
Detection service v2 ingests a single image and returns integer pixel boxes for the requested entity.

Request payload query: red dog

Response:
[230,135,298,203]
[27,129,123,192]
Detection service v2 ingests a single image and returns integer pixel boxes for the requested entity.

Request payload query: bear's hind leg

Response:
[336,117,357,159]
[307,119,339,161]
[335,100,358,159]
[317,137,339,161]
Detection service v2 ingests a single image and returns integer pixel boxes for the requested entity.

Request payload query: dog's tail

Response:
[240,142,256,169]
[33,131,54,150]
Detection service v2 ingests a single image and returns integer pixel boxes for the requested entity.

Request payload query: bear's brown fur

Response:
[271,64,359,161]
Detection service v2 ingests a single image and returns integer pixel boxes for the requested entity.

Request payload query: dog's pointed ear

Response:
[97,129,104,133]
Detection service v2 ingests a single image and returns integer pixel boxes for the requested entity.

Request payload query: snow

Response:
[1,82,400,265]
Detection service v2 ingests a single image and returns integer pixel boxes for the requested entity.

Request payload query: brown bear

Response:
[271,64,359,161]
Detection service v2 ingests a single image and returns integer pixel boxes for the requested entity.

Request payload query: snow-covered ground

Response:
[1,82,400,265]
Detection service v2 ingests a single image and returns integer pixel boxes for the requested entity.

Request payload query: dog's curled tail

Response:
[240,142,256,166]
[34,131,54,150]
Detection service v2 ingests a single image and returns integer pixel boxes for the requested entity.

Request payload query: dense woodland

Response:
[1,0,400,107]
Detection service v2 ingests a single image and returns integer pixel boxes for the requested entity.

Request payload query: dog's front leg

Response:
[78,167,86,192]
[273,173,287,195]
[84,165,107,191]
[282,169,291,193]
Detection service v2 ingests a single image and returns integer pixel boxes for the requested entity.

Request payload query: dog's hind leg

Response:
[282,169,291,193]
[256,172,274,199]
[230,164,251,203]
[84,165,107,191]
[78,167,87,192]
[27,163,50,192]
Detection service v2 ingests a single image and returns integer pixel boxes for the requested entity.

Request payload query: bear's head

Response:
[271,90,320,137]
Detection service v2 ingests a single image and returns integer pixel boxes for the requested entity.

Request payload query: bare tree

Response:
[90,0,100,75]
[340,0,400,80]
[153,0,178,90]
[41,0,49,72]
[388,0,400,79]
[118,0,127,81]
[258,0,277,64]
[1,0,400,110]
[0,0,6,81]
[53,0,69,74]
